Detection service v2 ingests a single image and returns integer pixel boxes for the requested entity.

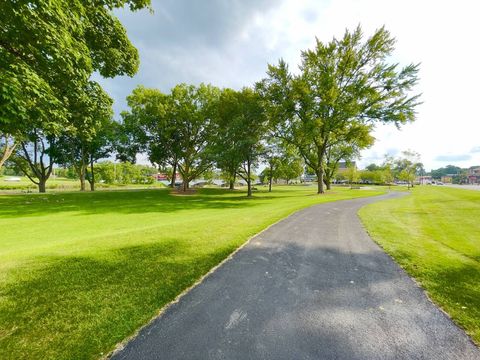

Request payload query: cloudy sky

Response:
[96,0,480,171]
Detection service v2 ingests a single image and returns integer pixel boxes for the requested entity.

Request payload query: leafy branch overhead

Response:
[0,0,151,178]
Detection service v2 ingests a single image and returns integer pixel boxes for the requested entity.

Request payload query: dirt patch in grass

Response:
[170,189,198,196]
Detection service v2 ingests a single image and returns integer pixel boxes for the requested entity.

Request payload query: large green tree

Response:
[394,150,423,188]
[0,0,150,170]
[120,86,180,187]
[222,88,266,197]
[211,88,267,191]
[121,84,220,191]
[54,82,114,191]
[258,26,420,194]
[169,84,220,191]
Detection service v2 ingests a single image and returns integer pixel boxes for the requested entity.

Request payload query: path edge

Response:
[105,192,386,358]
[357,191,480,349]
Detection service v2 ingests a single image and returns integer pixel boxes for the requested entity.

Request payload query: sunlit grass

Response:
[359,186,480,344]
[0,185,383,360]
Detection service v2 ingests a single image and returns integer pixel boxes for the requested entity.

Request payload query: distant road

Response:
[445,184,480,191]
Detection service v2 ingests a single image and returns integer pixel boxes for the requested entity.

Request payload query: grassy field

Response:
[0,176,78,191]
[0,185,384,359]
[359,186,480,344]
[0,176,165,192]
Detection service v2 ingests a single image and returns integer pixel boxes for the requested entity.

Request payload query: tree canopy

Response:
[0,0,150,171]
[258,26,420,193]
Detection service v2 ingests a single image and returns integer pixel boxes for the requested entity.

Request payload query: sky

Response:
[96,0,480,171]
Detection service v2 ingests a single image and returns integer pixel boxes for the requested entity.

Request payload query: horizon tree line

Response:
[1,13,420,194]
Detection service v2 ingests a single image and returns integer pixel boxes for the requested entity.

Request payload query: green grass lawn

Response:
[0,176,78,191]
[359,186,480,344]
[0,176,165,192]
[0,185,383,360]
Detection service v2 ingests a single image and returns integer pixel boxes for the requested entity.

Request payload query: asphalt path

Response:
[111,192,479,360]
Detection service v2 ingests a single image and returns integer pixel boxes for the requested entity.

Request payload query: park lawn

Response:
[359,186,480,344]
[0,185,384,360]
[0,176,78,191]
[0,176,165,192]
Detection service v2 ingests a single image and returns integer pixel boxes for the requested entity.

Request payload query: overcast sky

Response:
[96,0,480,171]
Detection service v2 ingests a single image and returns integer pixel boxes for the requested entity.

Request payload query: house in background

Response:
[441,175,453,184]
[467,166,480,184]
[417,175,432,185]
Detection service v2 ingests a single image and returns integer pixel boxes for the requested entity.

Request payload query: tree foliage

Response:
[121,84,221,191]
[258,26,420,194]
[0,0,150,170]
[54,82,115,191]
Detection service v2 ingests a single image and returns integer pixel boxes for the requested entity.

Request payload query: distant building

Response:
[467,166,480,184]
[441,175,453,184]
[337,161,356,172]
[417,175,432,185]
[154,173,181,181]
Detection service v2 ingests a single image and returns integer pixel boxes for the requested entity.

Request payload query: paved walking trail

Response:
[112,192,479,360]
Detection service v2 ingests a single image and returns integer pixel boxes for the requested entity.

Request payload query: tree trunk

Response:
[317,150,325,194]
[229,180,234,190]
[317,169,325,194]
[80,175,86,191]
[247,160,252,197]
[38,178,46,193]
[78,149,87,191]
[268,175,272,192]
[183,179,188,192]
[0,136,16,171]
[79,161,86,191]
[324,177,331,190]
[89,159,95,191]
[170,161,177,188]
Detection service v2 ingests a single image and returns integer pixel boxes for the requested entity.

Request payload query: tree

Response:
[10,130,56,193]
[162,83,219,191]
[0,134,16,170]
[430,165,461,180]
[211,89,248,190]
[263,139,283,192]
[323,123,374,190]
[119,86,178,184]
[0,0,150,170]
[345,164,359,189]
[85,119,116,191]
[366,163,381,172]
[231,88,267,197]
[121,84,220,191]
[262,142,304,190]
[258,26,420,194]
[54,82,114,191]
[278,156,304,184]
[394,150,422,188]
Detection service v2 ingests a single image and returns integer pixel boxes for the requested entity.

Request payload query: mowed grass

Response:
[0,185,383,359]
[0,176,78,191]
[359,186,480,344]
[0,176,165,192]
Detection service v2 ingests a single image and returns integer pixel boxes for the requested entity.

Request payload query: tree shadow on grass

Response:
[0,239,236,360]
